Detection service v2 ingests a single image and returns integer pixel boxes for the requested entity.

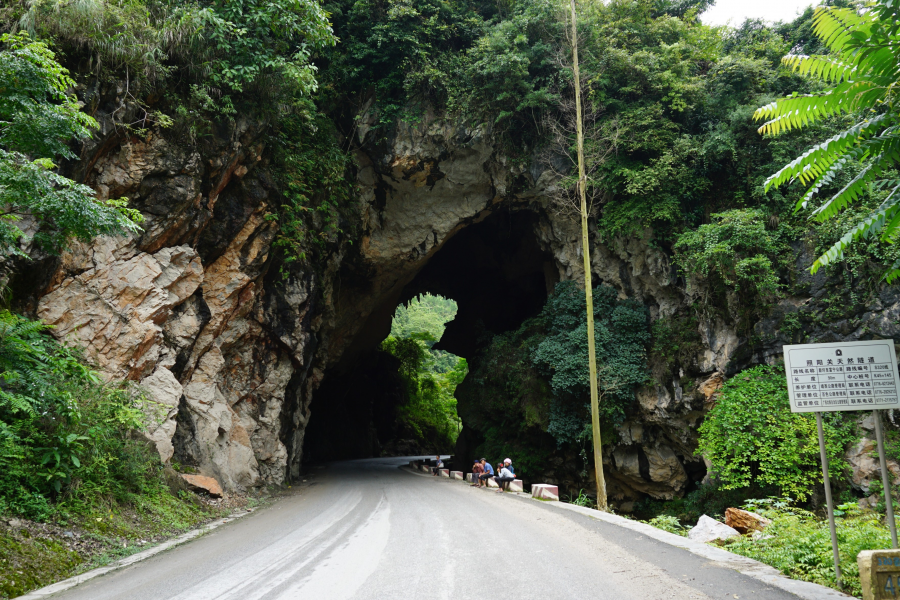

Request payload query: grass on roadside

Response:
[0,481,227,599]
[642,497,895,597]
[722,500,893,597]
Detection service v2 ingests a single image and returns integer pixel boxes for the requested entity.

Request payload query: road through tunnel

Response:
[302,210,559,463]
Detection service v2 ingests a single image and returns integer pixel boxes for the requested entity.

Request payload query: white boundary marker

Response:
[18,509,254,599]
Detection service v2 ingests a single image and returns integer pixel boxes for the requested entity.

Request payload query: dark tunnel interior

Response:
[302,209,559,462]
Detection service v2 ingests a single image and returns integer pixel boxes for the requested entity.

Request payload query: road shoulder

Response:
[16,509,254,600]
[407,468,856,600]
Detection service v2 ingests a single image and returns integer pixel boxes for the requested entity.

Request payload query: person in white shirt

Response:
[494,461,515,492]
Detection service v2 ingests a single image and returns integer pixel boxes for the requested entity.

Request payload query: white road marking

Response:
[274,494,391,600]
[166,489,363,600]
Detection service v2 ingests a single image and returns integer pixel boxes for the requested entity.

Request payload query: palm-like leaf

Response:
[755,0,900,278]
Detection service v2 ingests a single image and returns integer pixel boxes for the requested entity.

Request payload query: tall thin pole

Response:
[816,412,842,589]
[874,409,898,548]
[570,0,607,512]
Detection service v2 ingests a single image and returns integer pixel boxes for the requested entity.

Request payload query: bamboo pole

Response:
[570,0,607,512]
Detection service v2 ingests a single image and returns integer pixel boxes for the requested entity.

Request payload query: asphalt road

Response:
[49,456,806,600]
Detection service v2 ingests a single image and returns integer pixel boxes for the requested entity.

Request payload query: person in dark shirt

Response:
[433,455,443,476]
[470,460,484,486]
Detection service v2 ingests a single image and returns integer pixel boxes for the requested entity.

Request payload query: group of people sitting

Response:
[470,458,515,493]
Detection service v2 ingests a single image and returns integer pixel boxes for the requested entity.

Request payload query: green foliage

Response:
[322,0,484,126]
[673,209,793,325]
[0,311,187,525]
[650,313,701,372]
[754,1,900,282]
[458,280,650,476]
[381,294,466,449]
[567,489,594,507]
[462,0,560,148]
[697,365,856,501]
[724,498,896,596]
[18,0,335,117]
[533,280,650,442]
[646,514,687,536]
[270,104,356,267]
[0,32,142,257]
[391,293,458,342]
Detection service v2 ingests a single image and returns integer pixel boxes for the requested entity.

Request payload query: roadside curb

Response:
[405,466,855,600]
[18,508,255,599]
[537,500,856,600]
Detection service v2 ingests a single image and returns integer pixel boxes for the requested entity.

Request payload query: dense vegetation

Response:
[458,281,650,478]
[0,33,213,529]
[0,32,141,257]
[381,294,467,449]
[2,0,900,594]
[697,365,855,501]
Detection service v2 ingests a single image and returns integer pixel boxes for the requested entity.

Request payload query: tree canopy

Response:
[754,0,900,282]
[0,32,142,257]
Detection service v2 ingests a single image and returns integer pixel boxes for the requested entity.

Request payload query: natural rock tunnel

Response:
[303,209,558,462]
[26,106,756,505]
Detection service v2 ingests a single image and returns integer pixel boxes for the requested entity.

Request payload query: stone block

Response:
[420,465,432,473]
[180,474,223,498]
[450,471,463,479]
[466,473,474,483]
[859,549,900,600]
[687,515,740,543]
[486,478,499,488]
[439,469,450,477]
[532,484,559,501]
[508,479,523,492]
[724,507,771,534]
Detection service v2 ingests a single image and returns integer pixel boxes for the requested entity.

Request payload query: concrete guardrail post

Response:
[531,484,559,501]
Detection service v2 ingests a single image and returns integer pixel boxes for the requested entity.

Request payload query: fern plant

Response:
[754,1,900,281]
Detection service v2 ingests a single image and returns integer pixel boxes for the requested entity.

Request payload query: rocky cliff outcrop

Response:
[22,96,900,503]
[24,96,328,491]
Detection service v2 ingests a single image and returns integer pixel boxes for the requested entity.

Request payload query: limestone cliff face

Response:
[24,99,325,491]
[24,98,900,502]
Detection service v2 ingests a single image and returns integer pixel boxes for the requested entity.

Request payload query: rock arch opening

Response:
[302,209,559,462]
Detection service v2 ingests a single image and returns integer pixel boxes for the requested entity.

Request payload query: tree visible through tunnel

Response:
[302,210,557,463]
[380,294,466,454]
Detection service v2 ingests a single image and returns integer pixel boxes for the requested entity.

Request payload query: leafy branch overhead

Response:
[0,32,142,257]
[754,1,900,281]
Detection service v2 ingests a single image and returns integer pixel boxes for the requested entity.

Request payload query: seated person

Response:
[471,460,484,486]
[433,455,443,475]
[478,459,494,485]
[494,462,515,493]
[504,458,515,476]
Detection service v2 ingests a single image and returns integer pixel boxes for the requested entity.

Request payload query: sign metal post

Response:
[875,409,899,549]
[815,411,843,587]
[784,339,900,587]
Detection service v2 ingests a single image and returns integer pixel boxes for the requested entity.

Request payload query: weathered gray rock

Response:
[37,242,203,380]
[140,367,183,463]
[845,438,900,493]
[688,515,740,543]
[22,94,900,502]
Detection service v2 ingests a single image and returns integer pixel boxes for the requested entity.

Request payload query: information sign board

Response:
[783,340,899,413]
